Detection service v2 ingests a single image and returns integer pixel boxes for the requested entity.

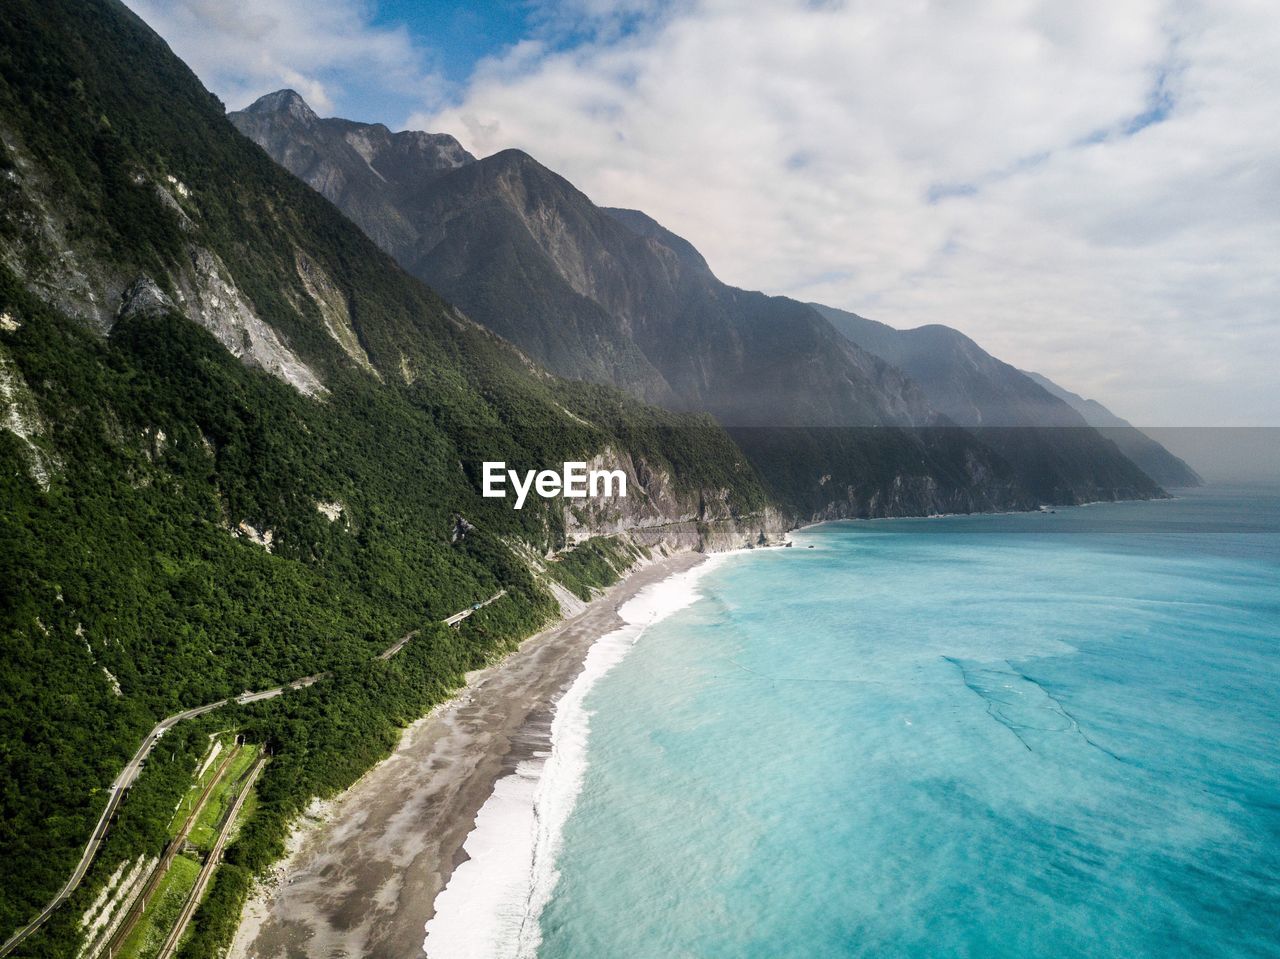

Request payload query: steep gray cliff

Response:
[230,94,933,429]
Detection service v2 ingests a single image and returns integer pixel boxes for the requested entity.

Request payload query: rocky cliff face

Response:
[231,100,935,431]
[0,126,327,397]
[559,447,788,552]
[0,335,59,489]
[229,90,472,258]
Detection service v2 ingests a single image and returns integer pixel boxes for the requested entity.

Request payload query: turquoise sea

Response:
[537,488,1280,958]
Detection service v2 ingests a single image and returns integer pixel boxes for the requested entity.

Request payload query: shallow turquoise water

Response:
[538,488,1280,958]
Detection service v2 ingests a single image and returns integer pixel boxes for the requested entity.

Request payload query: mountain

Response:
[230,96,923,427]
[1022,372,1203,487]
[227,89,473,292]
[377,146,1044,516]
[230,93,1160,512]
[812,303,1168,503]
[601,207,713,274]
[233,93,676,402]
[811,305,1081,428]
[0,1,790,954]
[813,302,1198,489]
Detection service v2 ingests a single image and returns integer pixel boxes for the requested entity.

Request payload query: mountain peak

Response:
[242,88,317,126]
[484,147,540,169]
[603,207,712,275]
[390,128,475,168]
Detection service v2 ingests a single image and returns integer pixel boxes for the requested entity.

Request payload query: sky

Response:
[124,0,1279,427]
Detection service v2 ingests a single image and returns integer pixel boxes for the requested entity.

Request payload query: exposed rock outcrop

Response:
[0,343,59,490]
[294,250,376,375]
[0,127,327,398]
[561,446,789,554]
[118,275,174,319]
[174,247,328,398]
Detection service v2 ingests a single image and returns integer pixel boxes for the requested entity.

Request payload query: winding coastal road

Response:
[0,590,507,958]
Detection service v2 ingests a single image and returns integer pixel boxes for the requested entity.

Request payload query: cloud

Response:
[123,0,442,114]
[410,0,1279,426]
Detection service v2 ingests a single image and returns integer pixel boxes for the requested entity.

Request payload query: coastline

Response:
[223,498,1138,959]
[228,549,710,959]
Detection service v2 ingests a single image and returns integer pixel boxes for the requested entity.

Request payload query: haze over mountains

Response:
[813,304,1202,490]
[1020,372,1202,489]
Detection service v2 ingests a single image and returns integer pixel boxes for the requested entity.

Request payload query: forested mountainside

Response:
[231,91,671,403]
[231,91,1163,512]
[0,1,778,954]
[1021,371,1202,488]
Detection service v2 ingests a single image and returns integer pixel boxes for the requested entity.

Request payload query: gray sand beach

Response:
[230,551,704,959]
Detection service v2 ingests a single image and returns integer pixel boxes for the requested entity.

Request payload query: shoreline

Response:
[223,496,1154,958]
[422,552,731,959]
[229,549,710,959]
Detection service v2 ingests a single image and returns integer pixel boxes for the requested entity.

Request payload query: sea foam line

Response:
[422,556,727,959]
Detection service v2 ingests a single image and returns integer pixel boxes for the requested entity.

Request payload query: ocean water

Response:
[424,561,730,959]
[430,487,1280,959]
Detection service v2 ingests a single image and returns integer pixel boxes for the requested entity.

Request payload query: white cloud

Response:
[412,0,1280,426]
[123,0,441,114]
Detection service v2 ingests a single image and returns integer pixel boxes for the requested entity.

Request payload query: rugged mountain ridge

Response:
[228,90,473,270]
[813,303,1195,496]
[230,93,930,428]
[231,92,1161,513]
[234,93,674,401]
[0,11,776,548]
[812,304,1083,428]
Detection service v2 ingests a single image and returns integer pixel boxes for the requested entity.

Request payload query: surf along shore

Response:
[229,550,709,959]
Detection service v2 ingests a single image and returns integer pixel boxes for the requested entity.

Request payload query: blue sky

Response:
[286,0,659,125]
[358,1,528,120]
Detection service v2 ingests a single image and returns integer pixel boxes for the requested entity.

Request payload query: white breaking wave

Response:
[423,557,728,959]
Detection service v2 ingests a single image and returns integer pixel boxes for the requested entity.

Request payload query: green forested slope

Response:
[0,1,767,953]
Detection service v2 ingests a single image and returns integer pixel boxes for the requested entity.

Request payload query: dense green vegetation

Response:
[187,746,258,851]
[0,1,773,955]
[119,854,199,959]
[549,535,647,601]
[172,865,250,959]
[0,277,535,955]
[728,425,1031,518]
